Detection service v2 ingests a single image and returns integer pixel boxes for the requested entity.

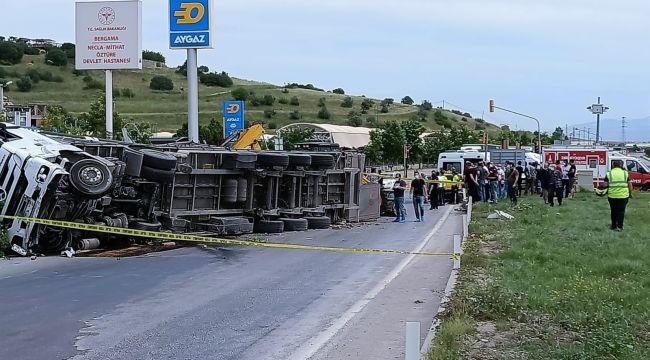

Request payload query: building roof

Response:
[277,123,372,148]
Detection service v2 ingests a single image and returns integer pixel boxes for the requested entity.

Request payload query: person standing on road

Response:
[428,170,439,210]
[411,171,427,222]
[506,162,519,205]
[393,173,408,223]
[437,170,447,206]
[604,160,633,231]
[477,161,488,202]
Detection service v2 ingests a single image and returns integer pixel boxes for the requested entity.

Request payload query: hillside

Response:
[1,54,500,134]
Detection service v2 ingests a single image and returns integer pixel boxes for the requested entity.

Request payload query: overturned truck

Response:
[0,123,377,255]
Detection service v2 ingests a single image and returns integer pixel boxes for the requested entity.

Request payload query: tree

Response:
[289,110,301,120]
[420,100,433,111]
[341,96,354,108]
[401,117,425,163]
[0,41,24,64]
[433,110,451,128]
[551,127,565,141]
[401,96,414,105]
[364,130,383,164]
[200,71,233,87]
[317,106,331,120]
[381,98,394,106]
[61,42,75,58]
[45,49,68,66]
[149,75,174,91]
[416,108,428,122]
[347,110,362,127]
[261,95,275,106]
[332,88,345,95]
[142,50,165,63]
[289,96,300,106]
[198,65,209,74]
[365,116,377,126]
[16,77,32,92]
[380,104,389,113]
[280,128,314,151]
[41,105,82,135]
[198,117,224,145]
[77,95,124,139]
[378,121,406,163]
[278,97,289,105]
[317,97,326,107]
[231,87,249,101]
[360,98,375,114]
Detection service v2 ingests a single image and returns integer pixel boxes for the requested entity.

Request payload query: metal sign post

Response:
[169,0,214,143]
[587,97,609,145]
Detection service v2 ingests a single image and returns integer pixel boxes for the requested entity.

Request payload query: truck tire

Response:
[280,218,309,231]
[310,154,335,169]
[254,220,284,234]
[256,152,290,168]
[140,149,177,170]
[69,159,114,198]
[288,153,312,167]
[139,165,175,183]
[304,216,331,229]
[130,220,162,232]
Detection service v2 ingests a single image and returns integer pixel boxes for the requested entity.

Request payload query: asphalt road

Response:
[0,207,452,360]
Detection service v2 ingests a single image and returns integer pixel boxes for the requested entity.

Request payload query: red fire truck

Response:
[542,147,650,191]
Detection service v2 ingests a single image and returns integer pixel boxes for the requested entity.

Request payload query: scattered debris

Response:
[30,255,37,261]
[487,210,514,220]
[414,299,424,304]
[61,248,75,258]
[11,244,27,257]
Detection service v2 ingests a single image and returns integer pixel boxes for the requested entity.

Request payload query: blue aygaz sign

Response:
[223,101,245,138]
[169,0,213,49]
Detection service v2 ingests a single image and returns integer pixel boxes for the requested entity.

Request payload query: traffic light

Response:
[534,140,540,153]
[479,131,486,144]
[489,99,495,113]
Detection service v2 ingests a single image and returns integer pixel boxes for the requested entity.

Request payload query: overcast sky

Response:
[2,0,649,132]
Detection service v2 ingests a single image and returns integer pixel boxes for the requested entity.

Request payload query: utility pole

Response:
[622,116,627,145]
[587,97,608,145]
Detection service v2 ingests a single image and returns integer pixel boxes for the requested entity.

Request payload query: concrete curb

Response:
[419,269,459,358]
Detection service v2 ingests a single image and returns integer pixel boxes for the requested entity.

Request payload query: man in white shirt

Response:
[561,160,571,198]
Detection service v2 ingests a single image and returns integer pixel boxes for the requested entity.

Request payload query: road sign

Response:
[589,104,604,114]
[223,101,245,138]
[169,0,213,49]
[75,1,142,70]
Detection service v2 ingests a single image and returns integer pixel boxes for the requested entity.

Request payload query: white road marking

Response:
[288,206,454,360]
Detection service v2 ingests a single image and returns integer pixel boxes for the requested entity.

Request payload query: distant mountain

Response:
[572,116,650,142]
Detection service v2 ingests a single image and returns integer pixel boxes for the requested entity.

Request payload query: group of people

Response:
[391,169,461,223]
[463,159,578,206]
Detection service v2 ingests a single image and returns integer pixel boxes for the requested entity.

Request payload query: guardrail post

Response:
[462,215,468,242]
[405,321,420,360]
[453,235,461,269]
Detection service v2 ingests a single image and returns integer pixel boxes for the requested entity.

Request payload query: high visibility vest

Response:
[607,168,630,199]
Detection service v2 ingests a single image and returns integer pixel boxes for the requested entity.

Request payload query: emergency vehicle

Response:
[542,147,650,190]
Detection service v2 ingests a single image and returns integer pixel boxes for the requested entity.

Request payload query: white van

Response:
[437,150,487,174]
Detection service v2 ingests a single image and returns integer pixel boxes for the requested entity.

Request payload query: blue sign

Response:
[223,101,245,138]
[169,0,213,49]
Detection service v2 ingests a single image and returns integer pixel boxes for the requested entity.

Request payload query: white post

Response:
[105,70,113,139]
[462,215,468,242]
[186,49,200,143]
[405,321,420,360]
[453,235,461,269]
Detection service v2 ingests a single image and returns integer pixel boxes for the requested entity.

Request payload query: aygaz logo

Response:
[174,2,205,25]
[169,0,211,48]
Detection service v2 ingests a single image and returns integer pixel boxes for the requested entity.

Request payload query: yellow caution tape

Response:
[1,215,459,258]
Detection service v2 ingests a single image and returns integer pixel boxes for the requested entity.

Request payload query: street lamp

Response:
[586,97,609,145]
[0,81,13,114]
[489,100,542,156]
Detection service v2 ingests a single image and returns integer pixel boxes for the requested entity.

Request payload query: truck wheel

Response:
[130,220,162,232]
[280,218,309,231]
[288,154,312,167]
[253,220,284,234]
[69,159,114,198]
[304,216,331,229]
[139,165,175,183]
[310,154,335,169]
[256,152,290,168]
[140,149,177,170]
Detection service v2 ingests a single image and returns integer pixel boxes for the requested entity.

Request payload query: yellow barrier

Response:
[2,215,458,258]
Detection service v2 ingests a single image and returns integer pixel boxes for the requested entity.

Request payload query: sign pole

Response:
[187,49,200,143]
[105,69,113,139]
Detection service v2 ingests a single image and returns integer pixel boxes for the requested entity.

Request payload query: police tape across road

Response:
[1,215,459,259]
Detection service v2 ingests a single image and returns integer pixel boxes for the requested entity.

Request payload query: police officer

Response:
[604,160,633,231]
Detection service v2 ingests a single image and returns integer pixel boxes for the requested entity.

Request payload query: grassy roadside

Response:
[428,192,650,360]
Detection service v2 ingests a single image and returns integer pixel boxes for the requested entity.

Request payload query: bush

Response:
[200,71,233,87]
[366,116,377,126]
[39,70,54,82]
[420,100,433,111]
[249,95,261,106]
[290,110,301,120]
[263,109,276,119]
[267,122,277,130]
[347,111,362,127]
[149,75,174,91]
[61,43,75,58]
[281,88,290,94]
[361,98,375,114]
[26,68,41,83]
[142,50,165,63]
[461,117,468,122]
[16,77,32,92]
[84,79,104,90]
[401,96,414,105]
[475,123,486,131]
[285,83,324,92]
[317,106,331,120]
[82,75,94,83]
[475,118,485,123]
[122,88,135,98]
[0,227,8,258]
[332,88,345,95]
[380,104,389,113]
[261,95,275,106]
[72,69,84,77]
[289,96,300,106]
[45,49,68,66]
[231,87,249,101]
[317,97,326,107]
[113,88,121,97]
[341,96,353,108]
[0,41,24,65]
[278,97,289,105]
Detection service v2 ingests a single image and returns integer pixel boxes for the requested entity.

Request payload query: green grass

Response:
[428,192,650,360]
[1,54,500,132]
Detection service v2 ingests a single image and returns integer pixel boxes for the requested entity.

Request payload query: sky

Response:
[2,0,649,134]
